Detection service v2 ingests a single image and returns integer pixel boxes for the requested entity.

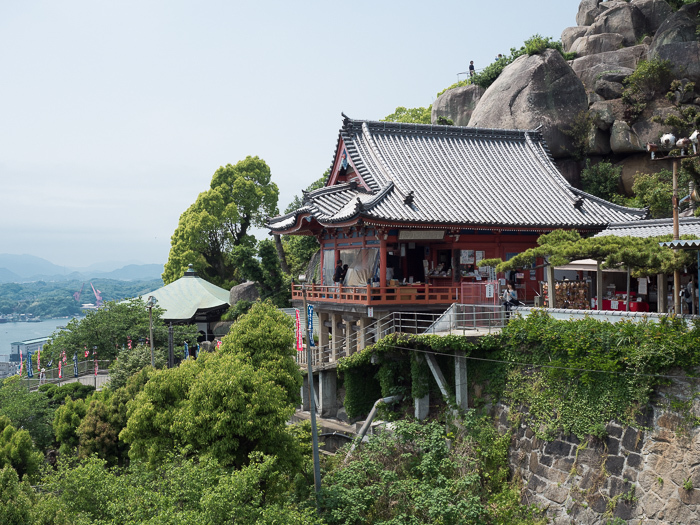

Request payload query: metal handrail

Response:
[295,304,509,368]
[22,360,111,391]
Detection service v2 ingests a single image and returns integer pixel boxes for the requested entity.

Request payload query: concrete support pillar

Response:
[455,352,468,411]
[344,319,356,356]
[657,274,668,313]
[301,374,310,411]
[331,313,341,361]
[357,317,369,351]
[414,394,429,420]
[319,312,330,353]
[319,370,337,418]
[547,264,556,308]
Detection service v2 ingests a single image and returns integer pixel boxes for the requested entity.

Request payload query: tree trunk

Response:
[274,234,290,274]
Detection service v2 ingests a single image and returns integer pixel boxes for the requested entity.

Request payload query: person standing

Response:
[333,260,344,283]
[469,61,475,77]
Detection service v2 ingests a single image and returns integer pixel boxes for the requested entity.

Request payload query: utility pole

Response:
[299,275,322,502]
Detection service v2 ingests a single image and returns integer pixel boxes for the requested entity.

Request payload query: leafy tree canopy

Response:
[0,376,54,451]
[381,106,432,124]
[121,301,302,468]
[163,156,279,289]
[0,416,43,481]
[43,298,198,363]
[479,229,696,277]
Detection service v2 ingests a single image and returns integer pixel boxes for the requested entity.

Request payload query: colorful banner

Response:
[195,344,200,359]
[216,340,222,350]
[295,309,303,351]
[58,361,62,379]
[184,342,189,360]
[37,348,40,370]
[94,359,98,376]
[27,351,33,378]
[19,350,23,376]
[307,304,315,347]
[73,352,78,377]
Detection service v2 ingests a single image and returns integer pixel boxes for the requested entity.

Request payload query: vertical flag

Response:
[184,342,189,360]
[295,309,303,351]
[58,360,62,379]
[37,348,41,370]
[195,344,200,359]
[127,337,132,350]
[307,304,315,347]
[27,351,33,378]
[62,350,67,364]
[19,350,23,376]
[73,352,78,377]
[216,340,222,350]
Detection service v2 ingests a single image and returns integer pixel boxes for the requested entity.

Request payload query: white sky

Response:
[0,0,577,268]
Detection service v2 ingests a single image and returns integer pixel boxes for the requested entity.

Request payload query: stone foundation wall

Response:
[495,397,700,524]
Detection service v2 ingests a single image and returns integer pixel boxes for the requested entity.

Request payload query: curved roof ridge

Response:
[569,187,648,217]
[345,116,537,140]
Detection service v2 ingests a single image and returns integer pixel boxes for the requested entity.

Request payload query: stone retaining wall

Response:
[495,394,700,524]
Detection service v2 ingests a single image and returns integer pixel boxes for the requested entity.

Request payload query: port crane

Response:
[73,283,85,302]
[91,283,103,307]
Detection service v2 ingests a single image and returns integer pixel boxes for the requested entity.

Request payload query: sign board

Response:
[485,284,494,298]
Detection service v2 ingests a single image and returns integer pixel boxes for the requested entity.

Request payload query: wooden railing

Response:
[292,283,458,306]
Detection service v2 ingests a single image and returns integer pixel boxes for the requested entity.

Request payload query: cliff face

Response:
[494,372,700,524]
[433,0,700,190]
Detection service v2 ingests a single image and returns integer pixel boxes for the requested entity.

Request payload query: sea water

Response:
[0,318,81,360]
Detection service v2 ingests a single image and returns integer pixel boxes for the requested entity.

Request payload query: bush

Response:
[580,160,622,202]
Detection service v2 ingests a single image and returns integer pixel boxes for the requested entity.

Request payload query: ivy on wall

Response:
[338,312,700,437]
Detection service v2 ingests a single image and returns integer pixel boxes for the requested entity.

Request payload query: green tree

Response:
[77,368,150,466]
[53,397,88,456]
[0,377,54,451]
[0,416,42,481]
[163,156,279,289]
[382,106,432,124]
[220,300,302,406]
[631,168,693,218]
[43,298,197,363]
[0,466,34,524]
[108,343,166,390]
[121,302,302,468]
[580,159,622,202]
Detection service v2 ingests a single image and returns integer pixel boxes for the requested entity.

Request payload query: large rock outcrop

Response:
[570,32,625,57]
[634,0,674,34]
[561,26,589,52]
[571,45,648,89]
[648,3,700,83]
[586,3,648,46]
[431,84,484,127]
[467,49,587,158]
[229,281,259,305]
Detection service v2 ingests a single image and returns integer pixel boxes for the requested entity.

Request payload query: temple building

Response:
[268,116,647,356]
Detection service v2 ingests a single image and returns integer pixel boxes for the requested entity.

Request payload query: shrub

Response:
[580,160,622,201]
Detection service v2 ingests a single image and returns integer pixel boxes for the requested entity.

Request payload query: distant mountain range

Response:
[0,254,164,283]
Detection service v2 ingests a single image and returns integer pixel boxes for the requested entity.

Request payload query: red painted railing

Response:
[291,283,458,306]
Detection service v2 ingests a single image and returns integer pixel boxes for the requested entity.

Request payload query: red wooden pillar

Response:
[380,237,387,288]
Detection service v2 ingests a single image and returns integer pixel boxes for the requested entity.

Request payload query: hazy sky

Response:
[1,1,576,268]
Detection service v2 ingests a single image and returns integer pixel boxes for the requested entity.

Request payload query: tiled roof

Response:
[595,217,700,238]
[269,117,647,232]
